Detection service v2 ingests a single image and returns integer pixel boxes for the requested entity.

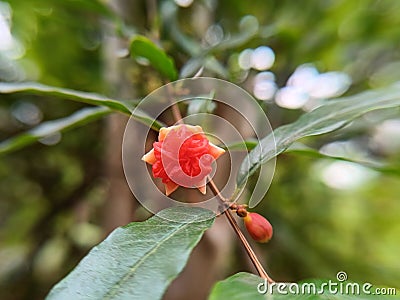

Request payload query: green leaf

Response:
[180,57,203,78]
[179,55,228,78]
[59,0,115,18]
[187,98,217,115]
[130,35,178,81]
[0,82,133,113]
[0,82,164,131]
[237,86,400,187]
[222,139,400,176]
[209,272,400,300]
[0,107,110,155]
[187,90,217,115]
[222,139,258,152]
[47,207,215,300]
[209,272,266,300]
[286,142,400,176]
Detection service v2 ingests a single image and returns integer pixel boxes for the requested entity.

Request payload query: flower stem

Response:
[166,96,274,282]
[207,178,274,282]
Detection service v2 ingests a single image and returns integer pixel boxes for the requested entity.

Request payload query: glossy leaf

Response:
[130,35,178,81]
[286,142,400,176]
[222,139,258,152]
[0,82,164,130]
[0,82,133,113]
[47,207,215,300]
[209,272,400,300]
[0,107,110,155]
[237,86,400,187]
[224,140,400,176]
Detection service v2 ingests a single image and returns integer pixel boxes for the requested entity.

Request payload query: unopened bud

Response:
[244,213,273,243]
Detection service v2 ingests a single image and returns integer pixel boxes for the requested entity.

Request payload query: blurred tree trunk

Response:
[102,1,233,299]
[102,0,145,234]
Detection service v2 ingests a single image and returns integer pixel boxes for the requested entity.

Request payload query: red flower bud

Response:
[244,213,273,243]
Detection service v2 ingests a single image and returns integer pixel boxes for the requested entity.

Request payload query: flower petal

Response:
[165,181,179,196]
[141,149,157,165]
[196,177,207,195]
[159,124,204,142]
[197,185,206,194]
[158,127,170,142]
[209,142,226,159]
[188,125,203,134]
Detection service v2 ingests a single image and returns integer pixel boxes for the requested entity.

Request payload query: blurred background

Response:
[1,0,400,299]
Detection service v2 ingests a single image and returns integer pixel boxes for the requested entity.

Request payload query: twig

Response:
[166,84,184,124]
[207,178,274,282]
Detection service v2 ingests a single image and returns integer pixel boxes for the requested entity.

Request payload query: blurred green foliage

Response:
[0,0,400,299]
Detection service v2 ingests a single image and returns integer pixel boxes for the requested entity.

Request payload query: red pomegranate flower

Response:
[142,124,225,196]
